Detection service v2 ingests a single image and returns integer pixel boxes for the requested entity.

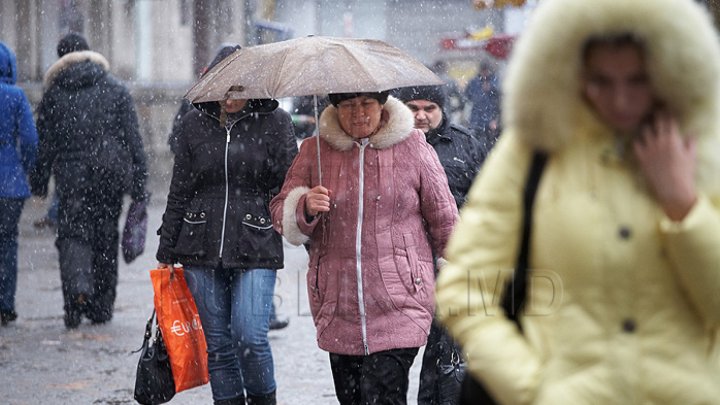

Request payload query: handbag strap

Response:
[501,151,548,331]
[131,309,157,354]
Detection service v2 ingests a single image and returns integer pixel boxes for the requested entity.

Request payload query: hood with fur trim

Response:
[43,50,110,89]
[503,0,720,192]
[318,96,414,151]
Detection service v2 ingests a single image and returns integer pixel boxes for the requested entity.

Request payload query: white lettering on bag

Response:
[170,314,204,337]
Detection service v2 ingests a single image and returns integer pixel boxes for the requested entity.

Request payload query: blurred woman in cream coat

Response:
[435,0,720,403]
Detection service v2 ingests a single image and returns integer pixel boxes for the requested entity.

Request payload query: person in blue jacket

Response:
[0,42,38,326]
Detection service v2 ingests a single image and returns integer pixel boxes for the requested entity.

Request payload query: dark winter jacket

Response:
[168,99,194,155]
[465,72,501,138]
[0,42,38,199]
[30,51,148,201]
[156,99,297,269]
[425,114,486,208]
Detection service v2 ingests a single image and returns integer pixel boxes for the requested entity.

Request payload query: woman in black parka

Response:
[156,50,297,404]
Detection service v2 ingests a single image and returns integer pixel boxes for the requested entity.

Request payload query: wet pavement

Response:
[0,195,422,404]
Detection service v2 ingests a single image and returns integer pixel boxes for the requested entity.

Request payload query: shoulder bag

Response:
[133,309,175,405]
[458,151,548,405]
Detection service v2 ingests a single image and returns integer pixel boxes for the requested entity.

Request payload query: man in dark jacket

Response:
[465,61,501,147]
[31,33,148,329]
[395,85,487,404]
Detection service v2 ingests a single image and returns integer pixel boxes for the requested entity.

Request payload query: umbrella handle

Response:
[314,94,323,186]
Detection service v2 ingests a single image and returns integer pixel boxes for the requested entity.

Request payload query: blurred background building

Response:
[1,0,716,184]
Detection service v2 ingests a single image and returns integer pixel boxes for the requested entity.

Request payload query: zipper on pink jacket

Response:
[356,139,369,355]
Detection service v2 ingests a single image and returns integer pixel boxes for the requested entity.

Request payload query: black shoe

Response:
[247,391,275,405]
[64,310,81,329]
[88,315,111,325]
[269,317,289,330]
[33,217,57,229]
[64,294,87,329]
[1,310,18,326]
[214,396,245,405]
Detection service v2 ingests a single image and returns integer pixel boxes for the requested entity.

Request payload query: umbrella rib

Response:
[343,44,380,92]
[269,46,294,98]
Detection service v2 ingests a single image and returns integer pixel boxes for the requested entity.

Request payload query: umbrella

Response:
[185,36,442,185]
[185,36,443,103]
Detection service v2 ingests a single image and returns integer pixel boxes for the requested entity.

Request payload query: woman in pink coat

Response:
[270,91,457,404]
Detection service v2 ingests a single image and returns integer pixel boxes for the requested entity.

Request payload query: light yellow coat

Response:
[435,0,720,404]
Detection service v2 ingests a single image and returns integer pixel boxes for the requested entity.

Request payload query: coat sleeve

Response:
[30,93,58,197]
[156,115,197,264]
[416,132,458,255]
[265,110,298,196]
[270,138,320,246]
[660,193,720,325]
[16,90,38,173]
[435,132,542,405]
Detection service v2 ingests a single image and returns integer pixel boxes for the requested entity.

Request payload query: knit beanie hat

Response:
[57,32,89,58]
[394,85,446,109]
[328,91,390,107]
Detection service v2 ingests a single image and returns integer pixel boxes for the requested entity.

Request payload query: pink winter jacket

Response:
[270,96,458,355]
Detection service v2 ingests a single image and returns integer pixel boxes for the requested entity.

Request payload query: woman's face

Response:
[582,43,655,134]
[336,96,383,139]
[224,98,247,113]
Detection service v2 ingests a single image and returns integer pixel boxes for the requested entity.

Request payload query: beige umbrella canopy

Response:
[185,36,443,103]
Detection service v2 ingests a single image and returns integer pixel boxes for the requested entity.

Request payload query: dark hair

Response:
[582,33,645,64]
[57,32,89,58]
[328,91,390,107]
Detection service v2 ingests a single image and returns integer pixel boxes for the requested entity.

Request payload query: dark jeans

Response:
[418,319,466,405]
[329,347,419,405]
[185,266,277,401]
[0,198,24,313]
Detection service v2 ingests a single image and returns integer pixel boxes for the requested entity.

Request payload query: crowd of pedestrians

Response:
[3,0,720,403]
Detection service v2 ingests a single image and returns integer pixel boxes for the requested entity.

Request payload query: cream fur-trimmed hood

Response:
[504,0,720,193]
[318,95,414,151]
[43,50,109,89]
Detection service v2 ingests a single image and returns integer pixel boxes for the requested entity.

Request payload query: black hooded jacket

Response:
[156,99,297,269]
[425,115,487,208]
[31,51,147,200]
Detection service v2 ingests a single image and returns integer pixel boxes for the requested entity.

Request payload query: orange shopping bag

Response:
[150,266,209,393]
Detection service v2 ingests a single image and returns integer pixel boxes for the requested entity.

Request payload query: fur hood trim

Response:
[318,96,414,151]
[43,50,109,89]
[504,0,720,152]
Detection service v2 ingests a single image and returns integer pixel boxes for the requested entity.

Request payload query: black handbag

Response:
[133,310,176,405]
[458,151,548,405]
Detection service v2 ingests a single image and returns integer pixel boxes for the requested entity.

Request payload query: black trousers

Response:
[418,319,466,405]
[329,347,419,405]
[56,163,124,322]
